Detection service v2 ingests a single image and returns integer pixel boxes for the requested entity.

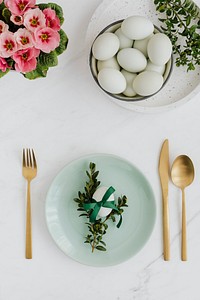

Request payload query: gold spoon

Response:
[171,155,195,261]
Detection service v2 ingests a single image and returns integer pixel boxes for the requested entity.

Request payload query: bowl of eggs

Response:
[89,15,173,102]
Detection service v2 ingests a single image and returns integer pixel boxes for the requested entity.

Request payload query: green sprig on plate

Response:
[154,0,200,71]
[74,162,128,253]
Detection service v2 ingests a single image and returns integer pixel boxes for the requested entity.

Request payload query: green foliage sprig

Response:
[74,162,128,253]
[154,0,200,71]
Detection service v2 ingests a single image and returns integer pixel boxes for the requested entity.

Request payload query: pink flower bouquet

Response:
[0,0,68,79]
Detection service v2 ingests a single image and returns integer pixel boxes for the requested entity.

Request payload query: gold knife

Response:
[158,139,170,261]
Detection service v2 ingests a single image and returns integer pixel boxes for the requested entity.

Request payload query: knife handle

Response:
[162,193,170,260]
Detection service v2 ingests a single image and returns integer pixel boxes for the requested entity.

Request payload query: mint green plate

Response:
[45,154,156,267]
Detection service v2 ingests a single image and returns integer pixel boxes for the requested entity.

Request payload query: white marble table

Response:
[1,0,200,299]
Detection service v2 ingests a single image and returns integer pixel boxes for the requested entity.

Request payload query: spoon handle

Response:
[182,189,187,261]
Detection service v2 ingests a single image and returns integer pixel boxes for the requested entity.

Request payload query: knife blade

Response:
[158,139,170,261]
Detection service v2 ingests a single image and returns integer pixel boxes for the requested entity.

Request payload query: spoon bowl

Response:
[171,155,194,189]
[171,155,195,261]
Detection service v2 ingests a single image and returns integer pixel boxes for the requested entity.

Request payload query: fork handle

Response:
[26,180,32,259]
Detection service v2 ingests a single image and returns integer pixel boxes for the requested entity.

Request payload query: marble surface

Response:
[1,0,200,299]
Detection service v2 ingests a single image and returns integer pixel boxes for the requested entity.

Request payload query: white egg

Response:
[92,32,120,60]
[133,34,154,57]
[147,33,172,65]
[98,68,126,94]
[121,15,154,40]
[114,27,133,49]
[117,48,147,73]
[133,71,164,96]
[145,59,165,75]
[121,69,137,97]
[97,56,120,72]
[93,186,114,218]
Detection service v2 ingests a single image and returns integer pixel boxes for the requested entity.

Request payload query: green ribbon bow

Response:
[83,186,122,228]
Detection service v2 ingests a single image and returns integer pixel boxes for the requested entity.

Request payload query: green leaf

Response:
[93,171,99,179]
[186,16,191,26]
[96,246,106,251]
[190,24,198,33]
[0,68,10,78]
[38,3,64,25]
[84,241,90,244]
[24,64,49,80]
[178,8,187,15]
[171,16,179,24]
[187,62,195,70]
[74,198,81,203]
[38,51,58,68]
[160,25,167,31]
[181,28,189,36]
[111,215,116,222]
[89,162,96,171]
[2,8,11,23]
[100,241,106,246]
[86,170,91,178]
[158,17,167,22]
[166,9,172,16]
[0,2,6,11]
[158,6,166,13]
[6,58,14,68]
[183,0,191,8]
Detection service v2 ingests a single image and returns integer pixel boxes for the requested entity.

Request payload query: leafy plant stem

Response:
[154,0,200,71]
[74,163,128,253]
[167,2,187,29]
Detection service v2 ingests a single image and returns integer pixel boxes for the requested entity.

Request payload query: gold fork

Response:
[22,149,37,259]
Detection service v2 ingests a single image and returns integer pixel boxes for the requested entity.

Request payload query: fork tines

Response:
[23,149,37,169]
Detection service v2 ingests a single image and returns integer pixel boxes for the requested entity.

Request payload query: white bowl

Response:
[89,19,173,103]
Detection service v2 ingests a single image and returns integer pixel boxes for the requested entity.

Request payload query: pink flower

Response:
[23,8,46,32]
[12,47,40,73]
[0,0,3,4]
[43,8,60,31]
[0,57,10,72]
[5,0,36,16]
[0,32,18,58]
[14,28,34,49]
[34,27,60,53]
[0,21,9,34]
[10,15,24,26]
